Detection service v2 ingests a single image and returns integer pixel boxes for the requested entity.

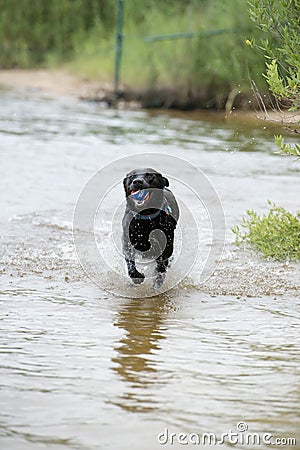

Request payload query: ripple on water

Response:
[1,210,299,299]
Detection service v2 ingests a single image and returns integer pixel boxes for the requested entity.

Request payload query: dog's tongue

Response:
[131,189,149,202]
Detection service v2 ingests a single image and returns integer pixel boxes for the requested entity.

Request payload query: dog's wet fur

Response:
[122,168,179,288]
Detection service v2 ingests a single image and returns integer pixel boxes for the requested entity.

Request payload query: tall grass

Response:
[0,0,115,67]
[120,0,267,106]
[0,0,269,107]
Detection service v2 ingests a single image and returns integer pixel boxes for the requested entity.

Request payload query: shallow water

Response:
[0,89,299,449]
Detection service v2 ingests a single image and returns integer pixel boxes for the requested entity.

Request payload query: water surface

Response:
[0,90,299,450]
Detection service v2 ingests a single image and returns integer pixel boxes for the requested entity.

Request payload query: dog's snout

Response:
[132,177,144,186]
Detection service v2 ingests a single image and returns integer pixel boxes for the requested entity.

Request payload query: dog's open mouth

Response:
[130,189,151,206]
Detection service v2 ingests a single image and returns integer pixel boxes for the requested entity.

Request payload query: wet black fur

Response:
[122,168,179,285]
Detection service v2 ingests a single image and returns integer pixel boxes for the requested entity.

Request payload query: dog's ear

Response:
[161,176,169,188]
[123,177,130,195]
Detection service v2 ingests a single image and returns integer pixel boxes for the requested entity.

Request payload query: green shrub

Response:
[232,201,300,261]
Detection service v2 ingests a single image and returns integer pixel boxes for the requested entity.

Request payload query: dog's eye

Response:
[146,173,154,180]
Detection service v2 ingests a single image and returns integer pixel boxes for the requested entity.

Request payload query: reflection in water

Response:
[112,295,173,413]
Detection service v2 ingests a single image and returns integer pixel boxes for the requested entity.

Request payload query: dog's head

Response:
[123,168,169,211]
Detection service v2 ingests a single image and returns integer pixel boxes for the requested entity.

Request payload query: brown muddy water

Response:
[0,89,299,450]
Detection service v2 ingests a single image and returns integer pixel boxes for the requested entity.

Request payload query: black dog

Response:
[122,168,179,287]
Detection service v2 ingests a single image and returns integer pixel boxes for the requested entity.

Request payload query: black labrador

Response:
[122,168,179,287]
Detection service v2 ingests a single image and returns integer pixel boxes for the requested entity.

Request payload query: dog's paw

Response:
[129,270,145,284]
[131,276,145,285]
[153,272,166,289]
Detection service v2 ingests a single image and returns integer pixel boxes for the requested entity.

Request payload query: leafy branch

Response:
[248,0,300,111]
[274,134,300,158]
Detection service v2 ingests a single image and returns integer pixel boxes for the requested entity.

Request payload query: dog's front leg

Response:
[156,231,174,273]
[156,257,169,273]
[123,240,145,284]
[153,231,174,288]
[153,256,169,289]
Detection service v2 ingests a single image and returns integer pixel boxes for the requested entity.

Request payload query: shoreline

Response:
[0,68,299,125]
[0,68,111,100]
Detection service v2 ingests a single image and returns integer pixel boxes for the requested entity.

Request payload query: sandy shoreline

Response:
[0,68,111,100]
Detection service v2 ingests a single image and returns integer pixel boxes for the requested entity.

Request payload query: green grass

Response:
[232,201,300,261]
